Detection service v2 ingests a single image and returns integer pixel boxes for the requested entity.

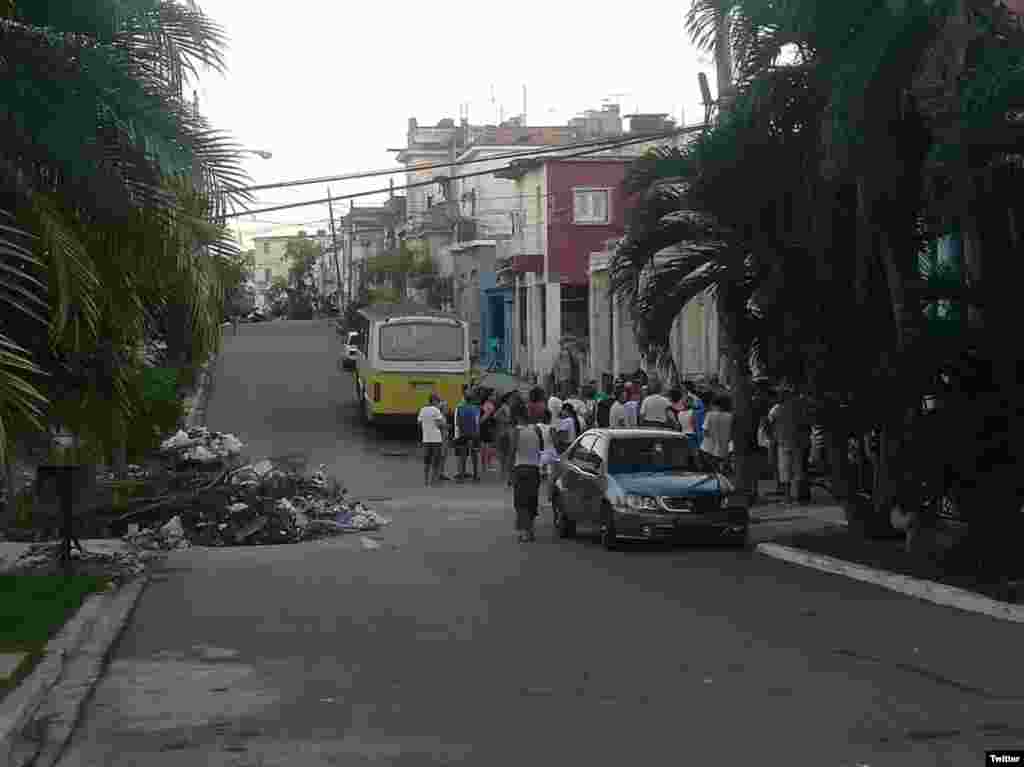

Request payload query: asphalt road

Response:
[59,320,1024,766]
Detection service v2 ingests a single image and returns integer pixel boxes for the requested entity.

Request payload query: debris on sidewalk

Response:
[118,439,391,548]
[160,426,246,465]
[3,540,160,582]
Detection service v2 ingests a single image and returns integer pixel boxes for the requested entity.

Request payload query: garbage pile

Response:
[120,451,390,549]
[160,426,246,465]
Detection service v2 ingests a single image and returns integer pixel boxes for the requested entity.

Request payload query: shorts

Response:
[454,436,480,456]
[423,443,442,467]
[778,445,807,483]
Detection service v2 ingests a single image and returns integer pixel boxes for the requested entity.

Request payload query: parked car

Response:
[550,428,749,550]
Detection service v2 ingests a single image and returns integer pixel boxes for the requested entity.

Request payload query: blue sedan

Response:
[549,429,749,550]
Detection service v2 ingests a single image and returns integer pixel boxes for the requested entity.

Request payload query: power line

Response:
[237,127,694,194]
[224,127,702,221]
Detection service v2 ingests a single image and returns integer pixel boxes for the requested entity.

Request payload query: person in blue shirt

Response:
[454,387,482,482]
[683,381,706,449]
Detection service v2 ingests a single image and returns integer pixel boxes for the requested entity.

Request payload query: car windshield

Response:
[379,322,464,362]
[606,437,698,474]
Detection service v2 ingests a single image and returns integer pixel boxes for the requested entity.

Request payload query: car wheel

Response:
[554,495,575,539]
[600,506,619,551]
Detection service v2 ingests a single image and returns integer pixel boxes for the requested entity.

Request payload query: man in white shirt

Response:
[547,390,563,429]
[639,380,673,428]
[566,388,588,428]
[608,386,629,429]
[418,393,446,486]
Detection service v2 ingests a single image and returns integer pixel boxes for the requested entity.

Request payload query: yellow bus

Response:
[350,303,471,424]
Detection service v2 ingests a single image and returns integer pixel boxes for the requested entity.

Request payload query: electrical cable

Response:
[223,126,703,220]
[238,126,694,193]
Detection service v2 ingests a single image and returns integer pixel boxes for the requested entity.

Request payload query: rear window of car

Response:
[607,437,697,474]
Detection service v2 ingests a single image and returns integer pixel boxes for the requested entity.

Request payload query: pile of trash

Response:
[160,427,246,464]
[120,453,390,549]
[5,541,159,581]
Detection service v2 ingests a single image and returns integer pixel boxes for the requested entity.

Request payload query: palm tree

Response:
[0,1,252,470]
[616,0,1024,553]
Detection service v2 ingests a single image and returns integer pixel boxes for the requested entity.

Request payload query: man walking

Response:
[417,393,446,486]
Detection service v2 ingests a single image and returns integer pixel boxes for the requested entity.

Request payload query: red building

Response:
[497,156,641,385]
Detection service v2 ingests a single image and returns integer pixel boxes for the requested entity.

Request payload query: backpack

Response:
[457,404,479,438]
[595,398,613,428]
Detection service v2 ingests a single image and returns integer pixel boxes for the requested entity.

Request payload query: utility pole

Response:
[327,187,342,314]
[346,202,354,307]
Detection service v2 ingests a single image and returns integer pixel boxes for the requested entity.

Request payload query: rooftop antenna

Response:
[490,84,496,125]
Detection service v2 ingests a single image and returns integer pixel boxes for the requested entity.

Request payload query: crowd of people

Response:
[416,373,824,542]
[416,374,744,542]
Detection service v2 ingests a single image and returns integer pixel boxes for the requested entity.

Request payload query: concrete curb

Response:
[0,575,150,767]
[757,542,1024,624]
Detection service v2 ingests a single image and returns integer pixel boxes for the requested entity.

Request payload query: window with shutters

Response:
[572,187,611,225]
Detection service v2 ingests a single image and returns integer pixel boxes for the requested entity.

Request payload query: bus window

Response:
[379,322,463,362]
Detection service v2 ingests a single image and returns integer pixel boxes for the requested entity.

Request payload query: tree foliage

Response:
[611,0,1024,553]
[0,0,253,465]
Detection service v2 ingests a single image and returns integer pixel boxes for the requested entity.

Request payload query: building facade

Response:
[497,156,641,385]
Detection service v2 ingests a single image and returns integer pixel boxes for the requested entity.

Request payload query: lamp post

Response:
[243,149,273,160]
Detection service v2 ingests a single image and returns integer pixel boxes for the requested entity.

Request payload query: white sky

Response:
[194,0,716,249]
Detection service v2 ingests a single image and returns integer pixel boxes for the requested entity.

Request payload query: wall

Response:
[545,159,631,286]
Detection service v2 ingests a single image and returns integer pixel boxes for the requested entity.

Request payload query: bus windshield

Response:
[379,322,464,363]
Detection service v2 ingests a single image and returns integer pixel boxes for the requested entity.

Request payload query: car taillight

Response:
[372,382,381,402]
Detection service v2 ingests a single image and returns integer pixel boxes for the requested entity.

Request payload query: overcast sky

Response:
[195,1,716,249]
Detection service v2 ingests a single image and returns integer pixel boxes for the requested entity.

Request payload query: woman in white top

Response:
[700,394,734,472]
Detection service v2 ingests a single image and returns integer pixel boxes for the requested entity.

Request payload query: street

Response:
[58,321,1024,766]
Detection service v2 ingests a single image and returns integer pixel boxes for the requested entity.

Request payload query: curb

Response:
[757,542,1024,624]
[0,575,151,767]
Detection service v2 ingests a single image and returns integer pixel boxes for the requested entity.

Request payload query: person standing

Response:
[623,383,642,428]
[667,388,686,431]
[555,402,582,452]
[639,379,673,428]
[437,395,453,481]
[507,402,544,542]
[700,395,735,473]
[608,385,629,429]
[768,386,813,504]
[566,388,588,428]
[494,392,515,486]
[479,390,498,473]
[595,384,615,428]
[417,393,446,486]
[683,382,706,448]
[547,387,564,429]
[453,388,482,482]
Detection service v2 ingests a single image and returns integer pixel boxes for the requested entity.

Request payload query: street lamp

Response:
[244,149,273,160]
